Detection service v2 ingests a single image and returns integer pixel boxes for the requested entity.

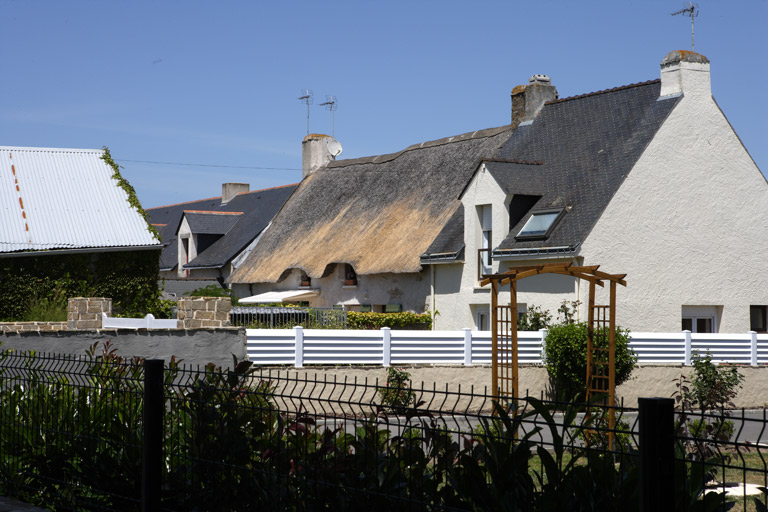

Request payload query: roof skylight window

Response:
[516,208,564,240]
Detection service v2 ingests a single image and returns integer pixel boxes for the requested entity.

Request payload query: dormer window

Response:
[516,208,564,240]
[300,272,311,287]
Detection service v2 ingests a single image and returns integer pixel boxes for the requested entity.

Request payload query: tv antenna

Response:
[297,89,313,135]
[319,95,338,137]
[671,2,699,51]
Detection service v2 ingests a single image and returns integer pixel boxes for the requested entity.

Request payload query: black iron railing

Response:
[1,348,767,511]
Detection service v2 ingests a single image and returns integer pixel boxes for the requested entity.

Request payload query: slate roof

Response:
[0,146,160,254]
[229,127,513,283]
[487,79,680,256]
[146,184,297,271]
[420,205,465,262]
[183,211,242,235]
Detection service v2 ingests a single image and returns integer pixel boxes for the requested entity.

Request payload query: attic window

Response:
[344,264,357,286]
[516,208,563,240]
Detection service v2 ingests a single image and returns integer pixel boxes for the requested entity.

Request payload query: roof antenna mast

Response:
[671,2,699,51]
[319,95,338,137]
[298,89,313,135]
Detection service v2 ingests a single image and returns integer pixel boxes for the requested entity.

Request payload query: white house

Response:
[229,51,768,334]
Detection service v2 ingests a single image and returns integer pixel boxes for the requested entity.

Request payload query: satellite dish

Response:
[327,139,343,157]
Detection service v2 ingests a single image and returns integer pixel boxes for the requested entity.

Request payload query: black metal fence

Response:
[1,348,767,511]
[230,306,347,329]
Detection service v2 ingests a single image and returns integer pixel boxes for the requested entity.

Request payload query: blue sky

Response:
[1,0,765,208]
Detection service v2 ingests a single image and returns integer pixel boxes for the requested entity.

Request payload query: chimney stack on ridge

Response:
[511,74,558,128]
[302,134,343,178]
[660,50,711,98]
[222,183,249,204]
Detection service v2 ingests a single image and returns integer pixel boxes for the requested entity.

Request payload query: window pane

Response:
[518,212,559,237]
[696,318,713,333]
[682,318,693,331]
[751,306,767,332]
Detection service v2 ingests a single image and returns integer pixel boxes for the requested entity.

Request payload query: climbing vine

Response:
[101,147,160,241]
[0,251,163,320]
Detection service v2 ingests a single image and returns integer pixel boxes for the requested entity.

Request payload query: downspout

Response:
[431,264,436,330]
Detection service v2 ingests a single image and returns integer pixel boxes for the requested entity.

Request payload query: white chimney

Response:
[660,50,711,98]
[222,183,249,204]
[302,134,343,178]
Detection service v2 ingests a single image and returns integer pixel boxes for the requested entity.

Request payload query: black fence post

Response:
[142,359,164,512]
[639,397,675,512]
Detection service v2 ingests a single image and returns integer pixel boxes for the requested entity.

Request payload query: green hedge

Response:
[0,250,162,320]
[347,311,432,330]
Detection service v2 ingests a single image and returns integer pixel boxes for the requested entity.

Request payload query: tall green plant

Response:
[544,322,636,402]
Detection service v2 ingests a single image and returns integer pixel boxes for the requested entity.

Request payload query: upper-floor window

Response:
[516,208,564,240]
[478,205,492,277]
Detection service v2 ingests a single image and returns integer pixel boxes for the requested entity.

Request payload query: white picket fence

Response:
[101,313,178,329]
[246,327,768,367]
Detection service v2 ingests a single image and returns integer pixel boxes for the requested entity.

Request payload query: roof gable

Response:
[491,80,681,255]
[0,146,160,254]
[147,184,297,271]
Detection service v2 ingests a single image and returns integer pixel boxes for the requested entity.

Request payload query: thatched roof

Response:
[230,126,512,283]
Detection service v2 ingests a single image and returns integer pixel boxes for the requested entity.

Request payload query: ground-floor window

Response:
[681,305,720,333]
[750,305,767,333]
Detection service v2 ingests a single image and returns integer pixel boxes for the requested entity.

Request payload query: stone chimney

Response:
[511,74,558,128]
[222,183,249,204]
[302,134,343,178]
[660,50,711,98]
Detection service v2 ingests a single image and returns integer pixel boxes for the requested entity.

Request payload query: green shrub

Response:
[518,304,552,331]
[0,251,162,321]
[378,367,416,413]
[543,322,636,402]
[185,284,240,306]
[347,311,432,330]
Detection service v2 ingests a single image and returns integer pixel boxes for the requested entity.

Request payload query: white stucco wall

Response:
[580,65,768,332]
[236,267,430,313]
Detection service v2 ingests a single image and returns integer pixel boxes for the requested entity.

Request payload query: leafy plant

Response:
[184,284,240,306]
[518,304,552,331]
[543,322,636,402]
[378,367,416,413]
[347,311,432,330]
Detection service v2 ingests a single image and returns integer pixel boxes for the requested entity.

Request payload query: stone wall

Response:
[67,297,111,329]
[177,297,231,328]
[0,322,68,333]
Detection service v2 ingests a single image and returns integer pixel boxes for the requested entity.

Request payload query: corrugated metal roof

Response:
[0,146,160,253]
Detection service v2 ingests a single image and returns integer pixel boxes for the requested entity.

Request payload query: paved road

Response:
[0,496,49,512]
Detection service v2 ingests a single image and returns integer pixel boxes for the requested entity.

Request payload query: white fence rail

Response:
[101,313,178,329]
[246,327,768,367]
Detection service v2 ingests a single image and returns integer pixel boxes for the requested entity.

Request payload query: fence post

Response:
[142,359,164,512]
[639,397,674,512]
[683,330,692,365]
[294,326,304,368]
[382,327,391,367]
[145,314,155,329]
[751,330,758,366]
[462,328,472,366]
[539,328,548,363]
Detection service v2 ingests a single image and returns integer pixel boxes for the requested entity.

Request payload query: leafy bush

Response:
[378,367,416,413]
[543,322,636,402]
[347,311,432,330]
[673,352,744,460]
[518,304,552,331]
[184,284,240,306]
[0,251,162,321]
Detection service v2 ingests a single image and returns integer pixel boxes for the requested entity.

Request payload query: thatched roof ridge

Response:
[230,126,513,284]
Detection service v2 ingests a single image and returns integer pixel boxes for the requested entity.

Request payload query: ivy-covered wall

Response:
[0,250,162,321]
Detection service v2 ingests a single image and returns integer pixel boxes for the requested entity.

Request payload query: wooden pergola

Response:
[480,263,627,409]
